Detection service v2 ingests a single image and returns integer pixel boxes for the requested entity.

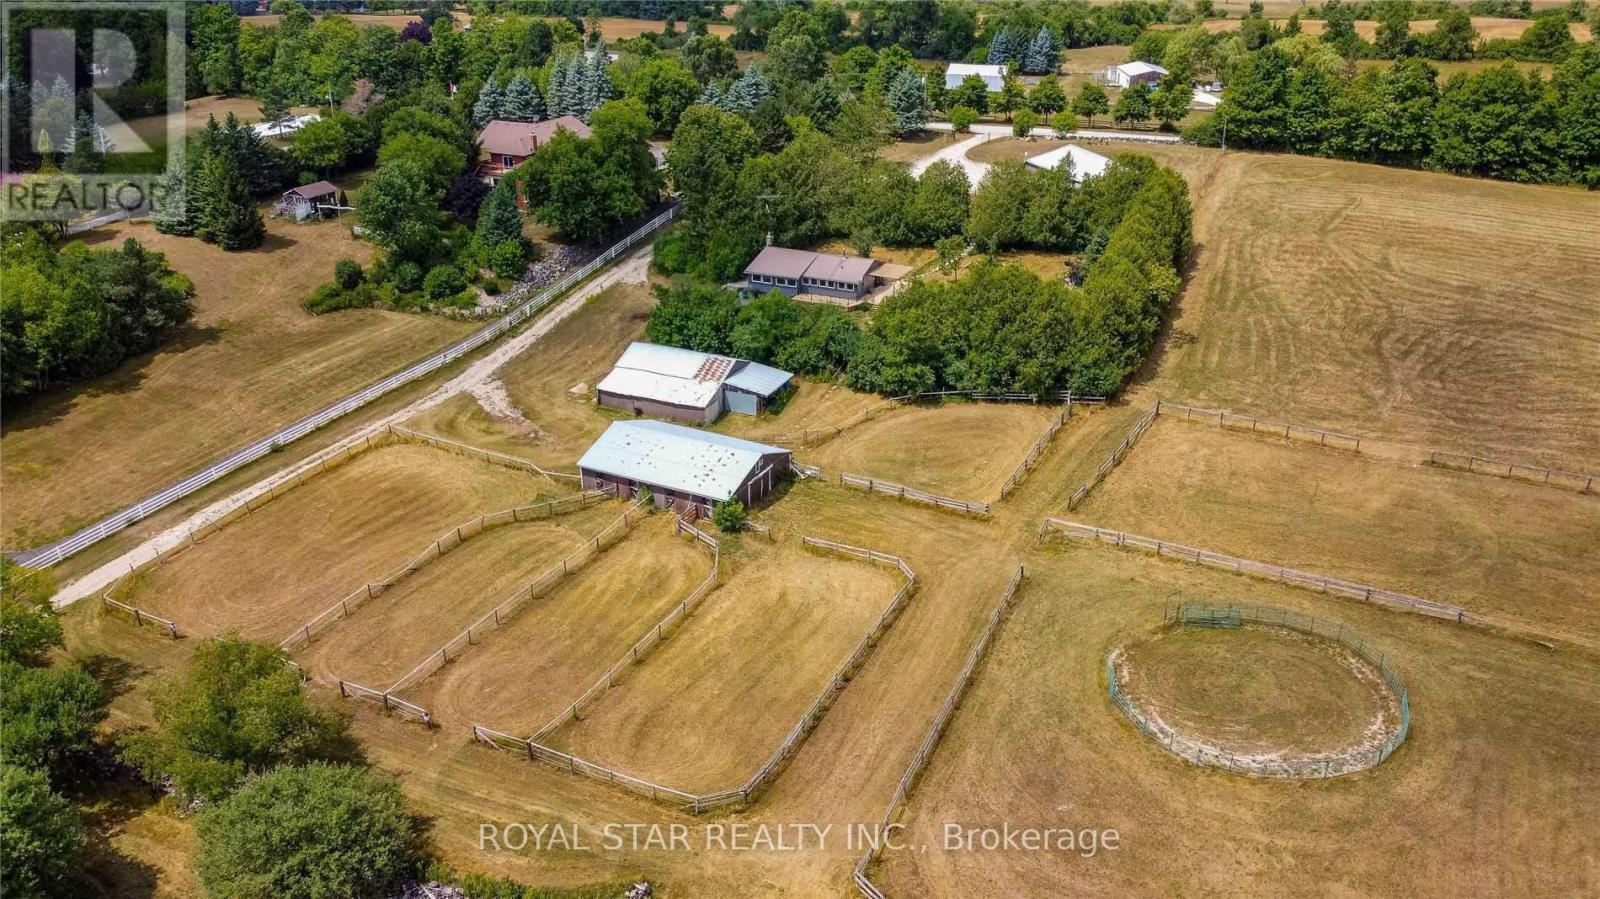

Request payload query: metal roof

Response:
[745,246,878,286]
[1024,144,1112,182]
[578,420,789,502]
[1114,61,1168,77]
[946,63,1007,77]
[744,246,816,280]
[596,367,723,408]
[725,361,792,397]
[615,342,718,380]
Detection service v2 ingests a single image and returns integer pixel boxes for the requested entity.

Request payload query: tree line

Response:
[648,152,1192,398]
[1193,42,1600,186]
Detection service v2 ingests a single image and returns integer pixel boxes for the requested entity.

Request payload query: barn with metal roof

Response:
[578,420,792,515]
[595,342,793,424]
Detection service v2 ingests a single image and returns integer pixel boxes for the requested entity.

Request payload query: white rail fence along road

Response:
[853,565,1025,899]
[12,205,680,569]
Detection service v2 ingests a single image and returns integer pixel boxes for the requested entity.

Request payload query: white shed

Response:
[1103,61,1168,88]
[1024,144,1112,183]
[945,63,1007,92]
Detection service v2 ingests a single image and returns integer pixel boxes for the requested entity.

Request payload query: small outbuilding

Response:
[945,62,1007,91]
[273,180,339,220]
[596,342,793,424]
[1024,144,1112,183]
[1103,61,1168,88]
[578,419,792,516]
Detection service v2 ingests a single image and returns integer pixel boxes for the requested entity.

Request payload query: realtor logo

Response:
[1,0,186,223]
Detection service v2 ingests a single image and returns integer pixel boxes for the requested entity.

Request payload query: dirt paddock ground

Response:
[108,444,554,643]
[399,515,712,733]
[1075,417,1600,647]
[290,501,623,689]
[542,537,903,793]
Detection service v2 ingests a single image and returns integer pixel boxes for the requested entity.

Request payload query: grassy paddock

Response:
[0,211,473,549]
[875,546,1600,898]
[540,536,903,793]
[401,514,711,734]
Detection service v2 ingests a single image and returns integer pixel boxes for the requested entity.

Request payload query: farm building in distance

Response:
[477,116,591,182]
[945,62,1007,91]
[273,180,339,220]
[596,342,793,424]
[1024,144,1112,182]
[578,420,792,515]
[1103,61,1168,88]
[740,246,909,306]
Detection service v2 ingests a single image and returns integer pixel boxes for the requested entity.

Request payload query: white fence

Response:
[14,204,680,569]
[840,474,990,516]
[1039,518,1476,623]
[853,565,1025,899]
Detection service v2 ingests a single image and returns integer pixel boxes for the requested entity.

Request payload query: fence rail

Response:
[1066,402,1161,510]
[14,204,680,570]
[338,679,434,725]
[1039,518,1475,622]
[840,474,990,516]
[999,397,1080,500]
[1427,450,1596,495]
[1158,401,1364,451]
[379,502,647,699]
[99,595,179,638]
[852,566,1024,898]
[765,390,1099,449]
[279,489,615,653]
[1107,601,1409,778]
[387,426,581,482]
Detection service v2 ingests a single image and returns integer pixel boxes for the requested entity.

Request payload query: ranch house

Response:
[945,62,1007,91]
[596,342,793,424]
[740,246,908,306]
[1103,61,1168,88]
[578,419,792,516]
[477,116,592,182]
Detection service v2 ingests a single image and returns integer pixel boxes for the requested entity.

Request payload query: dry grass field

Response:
[108,444,552,642]
[0,212,473,549]
[291,502,622,689]
[1115,622,1401,757]
[400,514,711,734]
[112,94,320,150]
[541,536,903,793]
[873,545,1600,898]
[1163,15,1593,42]
[795,401,1062,500]
[1075,417,1600,646]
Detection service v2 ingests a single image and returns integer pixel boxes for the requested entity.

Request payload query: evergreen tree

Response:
[724,67,771,114]
[196,150,265,251]
[472,77,504,126]
[1022,26,1059,75]
[547,63,569,118]
[699,81,725,110]
[151,163,198,236]
[987,30,1016,66]
[501,73,544,122]
[886,67,930,135]
[474,179,525,247]
[808,78,842,127]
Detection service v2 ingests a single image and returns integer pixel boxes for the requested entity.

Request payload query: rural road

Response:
[50,245,655,608]
[912,124,1184,190]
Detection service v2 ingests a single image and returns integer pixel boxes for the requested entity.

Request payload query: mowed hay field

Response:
[1162,15,1592,42]
[401,514,712,733]
[875,546,1600,898]
[1165,151,1600,471]
[1074,418,1600,646]
[111,444,553,642]
[542,537,903,793]
[0,214,473,549]
[291,501,624,689]
[792,402,1063,500]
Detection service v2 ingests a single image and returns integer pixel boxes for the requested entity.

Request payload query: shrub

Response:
[949,105,978,132]
[481,279,503,296]
[392,260,424,292]
[333,258,364,290]
[423,265,466,300]
[636,486,654,510]
[0,764,84,899]
[301,282,373,314]
[1012,109,1039,137]
[712,500,747,533]
[486,239,530,279]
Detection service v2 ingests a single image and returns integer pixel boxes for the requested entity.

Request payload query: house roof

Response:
[1113,61,1168,77]
[597,342,793,408]
[478,116,592,157]
[1024,144,1112,182]
[725,361,792,397]
[946,63,1007,78]
[285,180,338,200]
[578,420,789,502]
[744,246,879,286]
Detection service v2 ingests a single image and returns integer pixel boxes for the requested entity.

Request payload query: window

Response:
[501,154,515,166]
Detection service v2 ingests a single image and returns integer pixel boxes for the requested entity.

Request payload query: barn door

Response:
[726,391,757,416]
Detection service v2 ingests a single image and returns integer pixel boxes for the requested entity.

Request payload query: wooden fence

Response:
[1039,518,1476,623]
[998,397,1083,500]
[278,489,615,653]
[375,502,648,700]
[386,426,581,482]
[765,390,1094,449]
[852,565,1024,899]
[1427,450,1596,495]
[1157,401,1364,451]
[840,474,990,516]
[1065,402,1161,510]
[338,680,434,726]
[99,595,179,638]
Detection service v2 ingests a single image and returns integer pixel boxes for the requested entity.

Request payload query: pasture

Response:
[400,514,711,734]
[0,210,473,550]
[540,536,903,793]
[871,546,1600,898]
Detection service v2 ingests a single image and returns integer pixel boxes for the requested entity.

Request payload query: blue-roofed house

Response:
[595,342,793,423]
[578,420,793,515]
